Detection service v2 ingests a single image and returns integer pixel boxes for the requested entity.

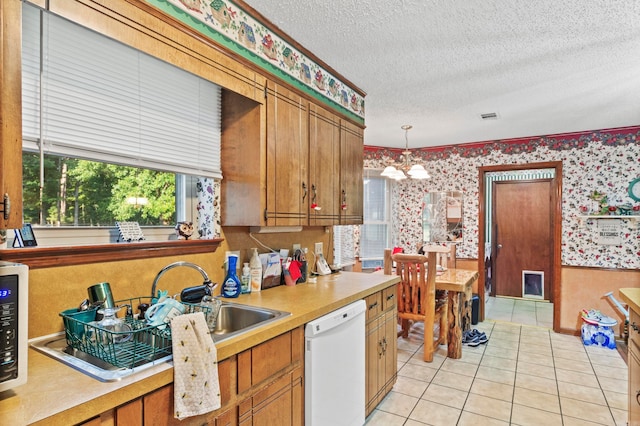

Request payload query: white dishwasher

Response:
[305,299,366,426]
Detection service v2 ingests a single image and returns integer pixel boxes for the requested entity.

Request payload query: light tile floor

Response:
[485,296,554,328]
[366,298,628,425]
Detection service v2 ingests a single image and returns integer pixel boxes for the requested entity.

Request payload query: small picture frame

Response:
[116,221,145,243]
[13,223,38,248]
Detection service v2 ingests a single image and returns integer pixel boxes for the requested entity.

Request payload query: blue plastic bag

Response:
[581,323,616,349]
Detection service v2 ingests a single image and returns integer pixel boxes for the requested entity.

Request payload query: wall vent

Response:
[480,112,499,120]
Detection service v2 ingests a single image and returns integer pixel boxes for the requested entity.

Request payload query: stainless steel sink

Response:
[29,333,173,382]
[210,302,290,342]
[30,302,290,382]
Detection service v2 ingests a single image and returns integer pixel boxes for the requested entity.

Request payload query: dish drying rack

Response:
[60,296,212,369]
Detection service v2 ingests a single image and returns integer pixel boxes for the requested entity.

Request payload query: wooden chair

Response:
[418,243,456,269]
[386,247,449,362]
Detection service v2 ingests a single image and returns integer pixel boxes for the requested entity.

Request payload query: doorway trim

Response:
[477,161,563,331]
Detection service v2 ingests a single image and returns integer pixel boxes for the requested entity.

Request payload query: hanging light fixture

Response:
[381,125,431,180]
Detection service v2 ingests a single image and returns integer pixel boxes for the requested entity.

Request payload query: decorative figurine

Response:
[175,221,195,240]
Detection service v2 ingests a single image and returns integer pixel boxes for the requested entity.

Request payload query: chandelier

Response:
[381,125,431,180]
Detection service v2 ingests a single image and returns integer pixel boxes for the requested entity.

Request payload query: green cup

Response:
[61,307,98,341]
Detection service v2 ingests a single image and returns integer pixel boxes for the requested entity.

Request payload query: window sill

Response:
[0,239,224,269]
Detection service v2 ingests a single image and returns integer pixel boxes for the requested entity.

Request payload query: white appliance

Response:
[305,300,365,426]
[0,261,28,392]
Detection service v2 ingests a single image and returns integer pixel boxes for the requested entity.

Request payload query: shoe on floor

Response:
[469,329,488,344]
[462,330,480,347]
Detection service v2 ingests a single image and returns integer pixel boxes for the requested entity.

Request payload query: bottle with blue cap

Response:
[222,254,241,298]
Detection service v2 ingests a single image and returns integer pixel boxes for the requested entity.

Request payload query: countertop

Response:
[0,271,399,425]
[620,288,640,315]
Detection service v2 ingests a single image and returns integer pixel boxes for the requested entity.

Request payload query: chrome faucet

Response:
[151,261,214,299]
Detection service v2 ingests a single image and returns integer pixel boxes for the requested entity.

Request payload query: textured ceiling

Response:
[242,0,640,148]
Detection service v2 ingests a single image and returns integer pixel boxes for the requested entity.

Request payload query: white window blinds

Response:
[21,4,222,178]
[360,174,390,260]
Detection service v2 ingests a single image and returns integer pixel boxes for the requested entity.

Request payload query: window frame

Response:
[359,170,391,270]
[10,4,223,264]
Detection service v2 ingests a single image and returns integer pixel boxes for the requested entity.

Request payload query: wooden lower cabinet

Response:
[365,286,398,417]
[79,327,304,426]
[629,309,640,425]
[238,367,303,426]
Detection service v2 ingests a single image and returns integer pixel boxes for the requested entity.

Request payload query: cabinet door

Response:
[630,311,640,425]
[143,357,233,426]
[241,369,302,426]
[116,398,143,426]
[265,81,308,226]
[630,341,640,424]
[365,316,382,416]
[0,0,24,228]
[382,309,398,395]
[339,120,364,224]
[220,89,264,226]
[308,104,340,225]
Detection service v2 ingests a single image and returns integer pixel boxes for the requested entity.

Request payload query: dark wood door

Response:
[492,180,553,300]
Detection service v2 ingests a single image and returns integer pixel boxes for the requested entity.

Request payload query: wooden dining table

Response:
[435,268,479,359]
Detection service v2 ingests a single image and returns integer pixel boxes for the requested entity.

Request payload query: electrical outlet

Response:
[293,243,301,251]
[314,242,323,256]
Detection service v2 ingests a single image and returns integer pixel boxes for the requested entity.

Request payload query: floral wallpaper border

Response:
[364,126,640,270]
[145,0,365,125]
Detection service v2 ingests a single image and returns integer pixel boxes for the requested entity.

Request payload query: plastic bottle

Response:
[222,254,241,298]
[241,262,251,294]
[249,248,262,292]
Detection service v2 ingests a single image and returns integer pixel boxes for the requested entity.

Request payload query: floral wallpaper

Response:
[196,178,221,239]
[364,126,640,269]
[145,0,365,124]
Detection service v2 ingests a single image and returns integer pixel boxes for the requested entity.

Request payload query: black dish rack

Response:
[60,296,211,370]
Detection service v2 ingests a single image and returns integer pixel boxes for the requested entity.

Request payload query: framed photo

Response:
[13,224,38,247]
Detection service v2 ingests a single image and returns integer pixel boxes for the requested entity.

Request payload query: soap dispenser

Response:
[249,248,262,292]
[241,262,251,294]
[222,254,241,298]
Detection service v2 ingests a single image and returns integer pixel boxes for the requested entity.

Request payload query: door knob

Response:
[497,244,503,249]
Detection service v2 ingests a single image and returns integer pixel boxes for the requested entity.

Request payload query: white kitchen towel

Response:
[171,312,221,420]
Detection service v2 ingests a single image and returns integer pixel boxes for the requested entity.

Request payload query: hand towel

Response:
[171,312,221,420]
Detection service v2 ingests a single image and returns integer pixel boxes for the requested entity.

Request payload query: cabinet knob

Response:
[368,301,378,311]
[636,390,640,406]
[631,322,639,332]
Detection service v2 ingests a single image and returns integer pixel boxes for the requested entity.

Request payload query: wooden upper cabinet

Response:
[221,85,365,229]
[0,0,24,229]
[265,81,309,226]
[220,89,265,227]
[308,104,340,226]
[340,120,364,225]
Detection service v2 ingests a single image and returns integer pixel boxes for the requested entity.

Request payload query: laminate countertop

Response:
[620,288,640,315]
[0,271,400,425]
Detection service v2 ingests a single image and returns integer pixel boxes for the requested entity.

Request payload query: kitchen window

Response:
[18,3,221,248]
[360,171,391,269]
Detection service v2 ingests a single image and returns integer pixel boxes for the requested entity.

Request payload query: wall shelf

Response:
[576,215,639,228]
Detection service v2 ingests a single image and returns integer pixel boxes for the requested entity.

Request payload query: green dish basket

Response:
[60,296,211,369]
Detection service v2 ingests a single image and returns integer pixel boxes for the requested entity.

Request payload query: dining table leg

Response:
[446,284,475,359]
[447,290,463,359]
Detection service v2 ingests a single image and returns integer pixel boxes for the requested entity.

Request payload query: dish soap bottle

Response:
[249,248,262,292]
[241,262,251,294]
[222,254,241,298]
